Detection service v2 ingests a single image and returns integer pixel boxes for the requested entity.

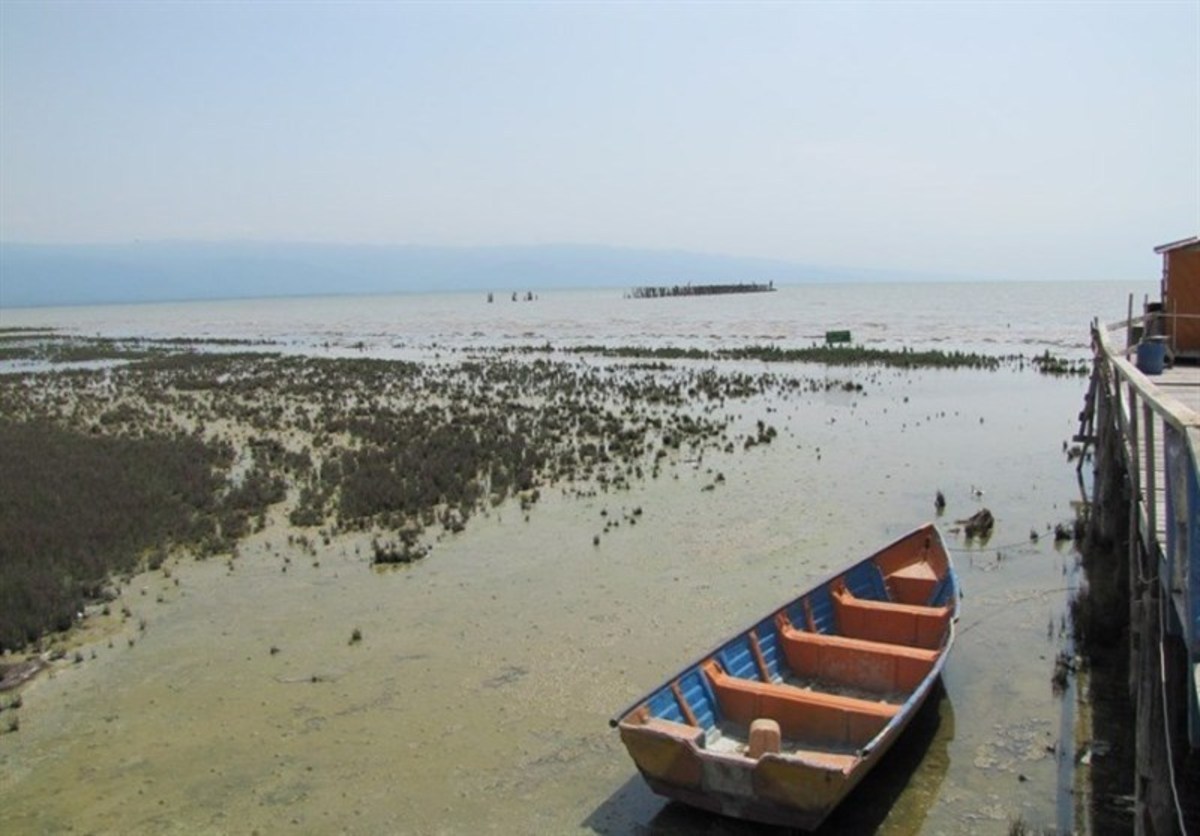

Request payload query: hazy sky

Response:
[1,1,1197,281]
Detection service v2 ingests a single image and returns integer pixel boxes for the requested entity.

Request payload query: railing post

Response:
[1143,401,1156,562]
[1127,293,1134,349]
[1127,381,1139,501]
[1126,380,1141,642]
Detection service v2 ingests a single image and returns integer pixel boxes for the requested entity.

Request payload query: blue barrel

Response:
[1136,337,1167,375]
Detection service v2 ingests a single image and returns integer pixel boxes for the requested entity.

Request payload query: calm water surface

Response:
[0,280,1152,834]
[0,279,1152,357]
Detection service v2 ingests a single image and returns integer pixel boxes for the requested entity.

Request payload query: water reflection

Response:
[818,684,954,835]
[586,685,954,835]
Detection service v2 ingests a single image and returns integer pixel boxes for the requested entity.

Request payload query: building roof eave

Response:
[1154,235,1200,254]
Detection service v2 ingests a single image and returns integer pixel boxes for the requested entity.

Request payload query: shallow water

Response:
[0,278,1152,359]
[0,361,1089,834]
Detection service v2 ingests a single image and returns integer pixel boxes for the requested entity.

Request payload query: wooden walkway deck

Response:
[1139,364,1199,546]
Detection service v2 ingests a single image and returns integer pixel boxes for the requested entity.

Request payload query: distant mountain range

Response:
[0,241,947,308]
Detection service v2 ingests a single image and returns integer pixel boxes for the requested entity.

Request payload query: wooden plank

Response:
[1130,386,1193,544]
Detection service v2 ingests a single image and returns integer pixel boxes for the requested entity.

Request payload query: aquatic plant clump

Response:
[565,342,1007,370]
[0,332,278,366]
[1030,350,1089,377]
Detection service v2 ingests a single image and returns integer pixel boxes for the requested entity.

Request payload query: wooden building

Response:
[1155,235,1200,358]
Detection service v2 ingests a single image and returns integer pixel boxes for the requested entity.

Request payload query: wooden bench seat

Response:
[702,660,899,750]
[884,560,940,605]
[777,620,938,694]
[870,532,950,604]
[832,586,951,650]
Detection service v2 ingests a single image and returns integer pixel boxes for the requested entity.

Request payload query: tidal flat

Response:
[0,338,1092,834]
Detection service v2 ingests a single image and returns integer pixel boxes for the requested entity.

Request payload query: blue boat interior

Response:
[808,586,836,634]
[844,561,889,602]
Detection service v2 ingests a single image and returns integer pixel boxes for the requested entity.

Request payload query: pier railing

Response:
[1093,318,1200,624]
[1088,315,1200,833]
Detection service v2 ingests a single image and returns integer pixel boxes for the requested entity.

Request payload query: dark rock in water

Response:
[935,490,946,513]
[961,508,994,539]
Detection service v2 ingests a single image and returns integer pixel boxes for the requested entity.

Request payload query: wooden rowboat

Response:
[610,524,959,830]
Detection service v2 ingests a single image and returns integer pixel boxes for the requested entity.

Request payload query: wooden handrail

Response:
[1094,318,1200,429]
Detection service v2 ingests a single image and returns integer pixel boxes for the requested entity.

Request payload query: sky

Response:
[1,1,1198,284]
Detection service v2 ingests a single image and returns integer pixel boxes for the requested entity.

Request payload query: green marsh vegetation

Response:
[0,422,225,650]
[0,334,1069,652]
[0,330,277,365]
[0,348,752,650]
[560,342,1088,377]
[1029,349,1089,377]
[565,342,1007,370]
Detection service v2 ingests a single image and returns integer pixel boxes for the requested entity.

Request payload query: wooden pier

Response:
[1079,313,1200,834]
[628,281,775,299]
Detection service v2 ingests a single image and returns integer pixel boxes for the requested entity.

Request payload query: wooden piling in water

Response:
[627,281,775,299]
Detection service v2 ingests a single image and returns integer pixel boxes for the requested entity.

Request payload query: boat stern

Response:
[617,711,856,830]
